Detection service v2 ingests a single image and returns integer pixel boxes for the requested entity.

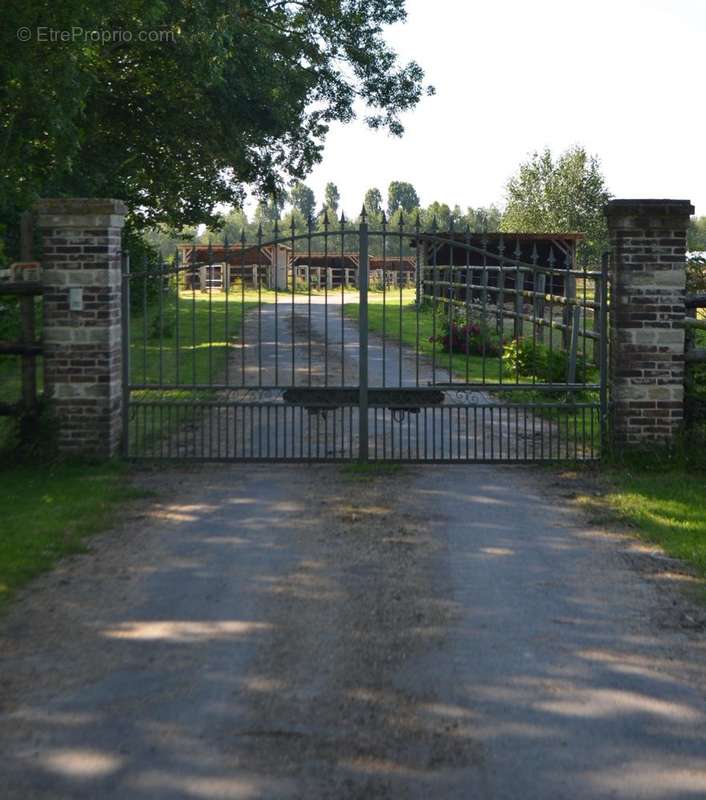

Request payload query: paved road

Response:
[1,463,705,799]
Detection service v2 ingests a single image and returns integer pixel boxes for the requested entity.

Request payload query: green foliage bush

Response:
[502,338,587,383]
[686,255,706,294]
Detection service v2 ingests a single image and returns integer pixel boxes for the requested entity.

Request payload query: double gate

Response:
[122,219,608,462]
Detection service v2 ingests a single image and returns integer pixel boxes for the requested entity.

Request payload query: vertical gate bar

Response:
[291,220,297,386]
[407,409,411,459]
[224,238,230,387]
[581,259,588,385]
[429,407,434,460]
[464,227,471,384]
[589,407,594,459]
[415,216,422,387]
[568,305,581,384]
[256,226,263,387]
[358,218,369,462]
[431,227,438,382]
[121,252,131,456]
[256,405,261,459]
[349,405,353,460]
[423,406,428,461]
[481,236,488,384]
[547,247,556,376]
[592,277,601,365]
[416,409,420,461]
[563,248,576,349]
[341,215,346,387]
[240,232,246,385]
[274,222,279,385]
[274,403,278,459]
[448,406,452,459]
[191,243,197,387]
[514,239,523,344]
[158,252,165,387]
[465,407,469,461]
[142,255,148,386]
[473,405,478,461]
[490,407,495,460]
[390,410,394,460]
[599,252,609,456]
[448,238,454,384]
[497,236,505,384]
[381,214,387,388]
[324,216,329,387]
[398,216,404,388]
[306,221,312,385]
[207,240,213,386]
[175,248,181,386]
[481,406,486,460]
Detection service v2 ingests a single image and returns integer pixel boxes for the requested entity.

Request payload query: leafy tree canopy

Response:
[501,146,612,261]
[323,182,341,214]
[289,182,316,221]
[364,187,383,218]
[1,0,432,239]
[387,181,420,214]
[688,216,706,252]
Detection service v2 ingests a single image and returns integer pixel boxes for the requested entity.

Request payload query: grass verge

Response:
[129,288,265,393]
[578,467,706,579]
[0,460,149,610]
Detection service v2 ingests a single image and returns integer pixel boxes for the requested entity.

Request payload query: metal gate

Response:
[122,216,608,462]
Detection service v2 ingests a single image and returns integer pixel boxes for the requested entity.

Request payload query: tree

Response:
[289,182,316,221]
[364,187,383,218]
[388,181,420,215]
[423,201,452,230]
[467,205,503,232]
[501,146,611,261]
[688,217,706,252]
[1,1,432,253]
[324,182,341,214]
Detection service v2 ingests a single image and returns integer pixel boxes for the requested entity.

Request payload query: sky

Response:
[281,0,706,219]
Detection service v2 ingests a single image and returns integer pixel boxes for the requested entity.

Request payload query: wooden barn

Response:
[410,232,583,298]
[178,243,290,290]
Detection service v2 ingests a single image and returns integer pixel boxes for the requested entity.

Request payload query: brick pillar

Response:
[605,199,693,448]
[34,198,127,457]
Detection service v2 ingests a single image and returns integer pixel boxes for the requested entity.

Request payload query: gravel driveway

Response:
[1,461,705,799]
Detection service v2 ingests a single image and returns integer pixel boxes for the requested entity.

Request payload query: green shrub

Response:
[503,338,587,383]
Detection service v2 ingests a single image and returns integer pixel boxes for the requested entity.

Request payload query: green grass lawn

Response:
[129,287,265,395]
[579,469,706,581]
[0,461,148,610]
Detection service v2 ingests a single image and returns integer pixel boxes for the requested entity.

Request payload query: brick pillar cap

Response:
[33,198,128,216]
[605,199,694,217]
